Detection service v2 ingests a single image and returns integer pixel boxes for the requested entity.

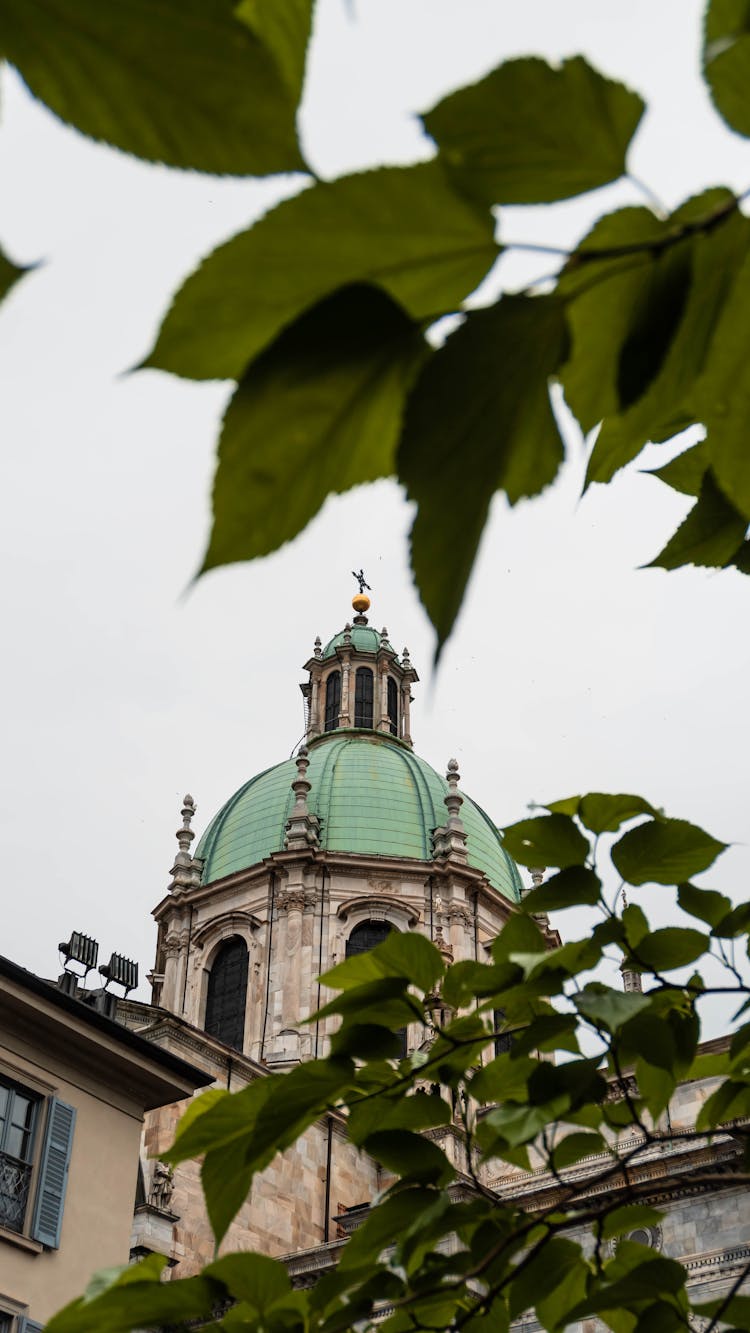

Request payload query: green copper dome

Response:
[322,625,396,660]
[195,732,522,902]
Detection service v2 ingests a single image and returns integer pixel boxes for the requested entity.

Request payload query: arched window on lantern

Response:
[354,667,374,728]
[346,921,406,1056]
[205,937,248,1052]
[493,1008,513,1056]
[324,671,341,732]
[387,676,399,737]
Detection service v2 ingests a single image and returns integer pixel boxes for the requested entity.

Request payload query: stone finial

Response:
[432,759,468,862]
[380,626,388,639]
[170,794,200,891]
[402,646,411,669]
[527,866,545,893]
[285,746,320,851]
[343,622,352,647]
[314,636,323,659]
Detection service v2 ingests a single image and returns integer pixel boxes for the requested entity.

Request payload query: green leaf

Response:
[329,1023,407,1061]
[601,1204,665,1241]
[422,55,643,207]
[44,1255,221,1333]
[644,440,709,496]
[0,245,27,306]
[348,1090,451,1147]
[0,0,311,175]
[646,469,748,570]
[704,0,750,139]
[201,283,428,572]
[611,817,726,885]
[508,1237,585,1319]
[677,881,733,927]
[550,1130,606,1170]
[363,1130,453,1185]
[630,927,708,971]
[578,793,658,835]
[400,294,568,652]
[694,246,750,518]
[147,160,499,380]
[522,865,602,912]
[206,1252,290,1310]
[492,913,546,963]
[501,813,590,869]
[234,0,312,102]
[545,795,582,816]
[202,1134,256,1245]
[321,930,444,994]
[562,194,750,486]
[575,986,651,1030]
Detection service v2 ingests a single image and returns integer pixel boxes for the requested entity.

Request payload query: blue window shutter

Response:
[19,1319,44,1332]
[30,1097,76,1248]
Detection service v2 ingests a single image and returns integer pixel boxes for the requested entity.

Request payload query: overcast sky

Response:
[1,1,748,1018]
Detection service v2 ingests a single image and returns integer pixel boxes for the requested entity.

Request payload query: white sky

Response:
[0,1,748,1022]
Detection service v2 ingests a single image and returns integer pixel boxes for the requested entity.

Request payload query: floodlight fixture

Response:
[99,952,138,996]
[58,931,99,978]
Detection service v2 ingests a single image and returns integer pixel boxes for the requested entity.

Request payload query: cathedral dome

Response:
[195,731,522,902]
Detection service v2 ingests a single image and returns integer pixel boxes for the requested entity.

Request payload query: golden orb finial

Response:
[352,592,371,614]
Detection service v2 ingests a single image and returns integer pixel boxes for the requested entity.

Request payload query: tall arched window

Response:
[205,937,248,1052]
[387,676,399,737]
[346,921,407,1056]
[324,671,341,732]
[354,667,373,728]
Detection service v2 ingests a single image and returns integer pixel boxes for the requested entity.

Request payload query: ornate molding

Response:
[337,894,420,927]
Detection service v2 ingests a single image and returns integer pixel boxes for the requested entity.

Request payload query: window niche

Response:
[354,667,373,728]
[346,921,407,1056]
[387,676,399,737]
[204,937,249,1053]
[324,671,341,732]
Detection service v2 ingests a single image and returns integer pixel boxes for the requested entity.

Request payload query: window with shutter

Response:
[18,1319,44,1333]
[0,1080,39,1234]
[205,937,249,1052]
[31,1097,76,1249]
[354,668,373,728]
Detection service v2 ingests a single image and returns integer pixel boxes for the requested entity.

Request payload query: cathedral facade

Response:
[120,598,749,1326]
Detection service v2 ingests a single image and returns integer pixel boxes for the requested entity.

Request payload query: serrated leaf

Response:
[147,160,499,380]
[694,247,750,518]
[422,55,643,208]
[705,0,750,139]
[0,0,311,175]
[601,1204,665,1241]
[633,927,708,971]
[550,1130,606,1170]
[578,793,658,835]
[611,817,726,885]
[321,930,443,994]
[561,194,750,487]
[501,813,590,869]
[206,1251,290,1310]
[508,1237,584,1319]
[678,881,733,927]
[522,865,602,912]
[647,469,748,570]
[363,1130,453,1185]
[399,294,568,653]
[492,912,546,963]
[44,1255,221,1333]
[644,440,709,496]
[202,283,428,572]
[575,986,651,1030]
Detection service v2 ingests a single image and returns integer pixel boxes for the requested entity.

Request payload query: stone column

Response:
[401,681,412,744]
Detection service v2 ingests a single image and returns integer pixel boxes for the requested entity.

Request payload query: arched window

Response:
[494,1008,513,1057]
[205,937,248,1052]
[387,676,399,737]
[324,671,341,732]
[354,667,373,728]
[346,921,406,1056]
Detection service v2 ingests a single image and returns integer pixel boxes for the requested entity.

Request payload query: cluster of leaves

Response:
[2,1,750,654]
[47,792,750,1332]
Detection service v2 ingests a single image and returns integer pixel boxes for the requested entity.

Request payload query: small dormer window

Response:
[354,667,373,728]
[387,676,398,737]
[324,671,341,732]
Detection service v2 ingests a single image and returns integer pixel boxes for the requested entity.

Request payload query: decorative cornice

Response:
[337,894,420,927]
